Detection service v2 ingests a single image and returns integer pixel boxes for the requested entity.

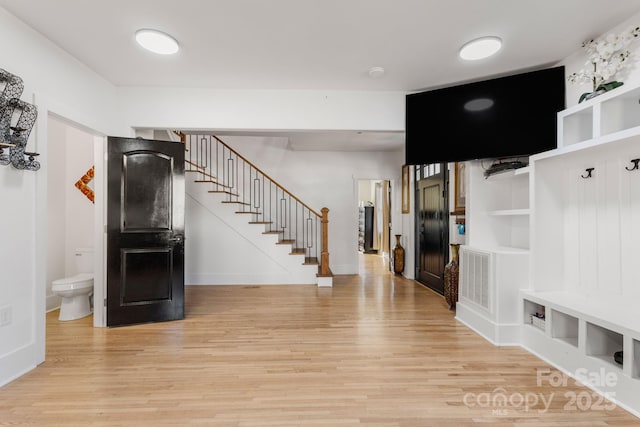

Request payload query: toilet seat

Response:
[52,273,94,292]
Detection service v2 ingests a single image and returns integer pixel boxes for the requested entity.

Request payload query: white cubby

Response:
[523,299,545,327]
[550,309,578,348]
[600,85,640,136]
[560,106,593,146]
[585,322,623,370]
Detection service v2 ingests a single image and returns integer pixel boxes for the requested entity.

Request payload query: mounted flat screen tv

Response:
[405,66,565,165]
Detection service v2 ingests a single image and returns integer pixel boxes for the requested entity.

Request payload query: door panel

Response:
[416,164,449,294]
[107,137,185,327]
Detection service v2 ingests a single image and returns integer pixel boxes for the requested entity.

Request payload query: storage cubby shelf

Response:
[550,309,578,348]
[520,81,640,418]
[521,290,640,339]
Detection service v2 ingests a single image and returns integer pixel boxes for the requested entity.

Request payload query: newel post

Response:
[320,207,331,276]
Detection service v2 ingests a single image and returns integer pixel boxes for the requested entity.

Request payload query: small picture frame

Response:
[401,164,410,214]
[453,162,466,215]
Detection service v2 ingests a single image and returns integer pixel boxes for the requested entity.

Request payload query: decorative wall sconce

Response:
[0,68,39,171]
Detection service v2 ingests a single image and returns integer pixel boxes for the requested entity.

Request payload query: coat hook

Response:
[625,158,640,171]
[581,167,594,179]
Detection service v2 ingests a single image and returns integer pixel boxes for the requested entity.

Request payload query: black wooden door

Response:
[416,164,449,294]
[107,137,185,327]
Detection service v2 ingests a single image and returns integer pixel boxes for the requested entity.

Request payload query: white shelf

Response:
[485,166,530,180]
[532,125,640,162]
[488,209,530,216]
[464,245,528,255]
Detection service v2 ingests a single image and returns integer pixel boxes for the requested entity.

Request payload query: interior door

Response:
[107,137,185,327]
[416,163,449,294]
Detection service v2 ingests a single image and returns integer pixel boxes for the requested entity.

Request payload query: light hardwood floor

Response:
[1,254,638,426]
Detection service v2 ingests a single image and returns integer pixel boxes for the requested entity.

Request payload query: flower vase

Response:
[579,81,624,103]
[393,234,405,275]
[444,244,460,310]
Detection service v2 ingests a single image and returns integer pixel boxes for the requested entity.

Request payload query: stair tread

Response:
[249,221,272,224]
[277,240,295,245]
[185,159,206,169]
[188,171,217,180]
[222,201,251,205]
[304,257,319,265]
[290,248,306,255]
[208,191,240,197]
[236,211,261,214]
[262,231,283,235]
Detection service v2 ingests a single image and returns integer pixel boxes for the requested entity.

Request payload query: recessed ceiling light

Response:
[459,36,502,61]
[368,66,385,78]
[135,29,179,55]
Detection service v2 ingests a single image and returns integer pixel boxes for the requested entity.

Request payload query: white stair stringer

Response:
[185,179,319,285]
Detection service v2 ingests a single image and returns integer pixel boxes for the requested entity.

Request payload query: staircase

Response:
[179,132,332,287]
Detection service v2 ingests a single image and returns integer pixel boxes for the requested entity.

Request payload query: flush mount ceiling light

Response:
[135,29,179,55]
[459,36,502,61]
[368,66,385,78]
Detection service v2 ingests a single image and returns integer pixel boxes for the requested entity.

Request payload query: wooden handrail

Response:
[210,134,322,218]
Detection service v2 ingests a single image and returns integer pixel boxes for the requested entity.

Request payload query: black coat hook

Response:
[625,158,640,171]
[581,168,594,179]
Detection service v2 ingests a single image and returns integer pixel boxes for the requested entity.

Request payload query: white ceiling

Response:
[2,0,640,150]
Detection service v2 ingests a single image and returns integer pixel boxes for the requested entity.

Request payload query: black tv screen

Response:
[405,66,566,165]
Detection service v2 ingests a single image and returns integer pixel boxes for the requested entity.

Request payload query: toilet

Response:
[52,248,94,321]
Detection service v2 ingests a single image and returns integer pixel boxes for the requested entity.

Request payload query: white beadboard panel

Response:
[577,164,599,295]
[620,160,640,298]
[595,158,622,297]
[564,166,580,293]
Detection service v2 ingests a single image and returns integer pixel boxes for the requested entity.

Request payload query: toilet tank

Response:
[74,248,94,274]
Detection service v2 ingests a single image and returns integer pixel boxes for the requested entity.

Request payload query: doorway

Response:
[357,179,391,271]
[415,163,449,294]
[46,116,97,317]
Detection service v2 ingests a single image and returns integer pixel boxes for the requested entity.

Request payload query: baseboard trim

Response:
[0,343,38,388]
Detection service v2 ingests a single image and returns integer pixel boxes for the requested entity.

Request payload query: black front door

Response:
[107,137,185,327]
[416,163,449,294]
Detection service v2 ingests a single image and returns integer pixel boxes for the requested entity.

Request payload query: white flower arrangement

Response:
[568,26,640,96]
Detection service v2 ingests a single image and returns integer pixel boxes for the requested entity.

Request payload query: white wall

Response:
[118,87,405,133]
[0,6,120,387]
[63,125,95,273]
[358,180,378,205]
[46,118,67,310]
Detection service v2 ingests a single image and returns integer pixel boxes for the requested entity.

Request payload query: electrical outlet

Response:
[0,305,12,327]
